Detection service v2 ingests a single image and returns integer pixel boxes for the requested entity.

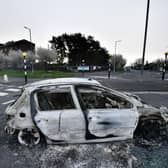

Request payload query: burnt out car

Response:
[5,78,168,146]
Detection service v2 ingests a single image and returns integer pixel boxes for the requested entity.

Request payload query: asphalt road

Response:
[0,70,168,168]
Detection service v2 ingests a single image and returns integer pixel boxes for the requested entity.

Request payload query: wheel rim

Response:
[18,130,40,146]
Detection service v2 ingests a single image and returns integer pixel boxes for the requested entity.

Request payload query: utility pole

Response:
[141,0,150,75]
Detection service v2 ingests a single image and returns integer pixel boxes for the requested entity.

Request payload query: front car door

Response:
[76,85,139,139]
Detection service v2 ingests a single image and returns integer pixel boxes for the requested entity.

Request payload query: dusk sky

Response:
[0,0,167,65]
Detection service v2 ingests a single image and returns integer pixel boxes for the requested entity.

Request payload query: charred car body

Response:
[5,78,168,145]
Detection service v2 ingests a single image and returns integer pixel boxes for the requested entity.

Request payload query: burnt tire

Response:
[17,129,41,146]
[134,116,168,142]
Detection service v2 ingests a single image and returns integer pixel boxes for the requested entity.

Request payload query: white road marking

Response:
[5,88,20,92]
[18,86,23,89]
[91,76,119,79]
[2,99,15,105]
[0,92,8,96]
[131,91,168,95]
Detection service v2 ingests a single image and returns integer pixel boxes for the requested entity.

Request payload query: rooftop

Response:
[25,78,101,90]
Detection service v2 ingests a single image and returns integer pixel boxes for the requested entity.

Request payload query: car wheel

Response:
[134,116,167,141]
[17,129,41,146]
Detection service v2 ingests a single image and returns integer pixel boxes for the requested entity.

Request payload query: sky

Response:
[0,0,168,65]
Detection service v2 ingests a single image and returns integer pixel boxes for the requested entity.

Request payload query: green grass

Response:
[0,70,73,78]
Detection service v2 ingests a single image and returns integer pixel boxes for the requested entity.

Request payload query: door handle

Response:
[88,116,100,120]
[36,119,48,123]
[88,117,92,120]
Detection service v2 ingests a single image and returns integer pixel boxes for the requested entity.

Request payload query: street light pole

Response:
[113,40,122,72]
[24,26,32,42]
[24,26,34,72]
[141,0,150,75]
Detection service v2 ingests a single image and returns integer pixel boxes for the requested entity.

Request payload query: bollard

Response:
[3,74,8,82]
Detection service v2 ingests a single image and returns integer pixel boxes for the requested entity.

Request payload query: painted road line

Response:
[2,99,15,105]
[18,86,23,89]
[5,88,20,92]
[91,76,119,79]
[131,91,168,95]
[0,92,8,96]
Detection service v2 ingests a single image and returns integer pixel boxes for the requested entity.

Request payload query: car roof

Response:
[24,78,101,91]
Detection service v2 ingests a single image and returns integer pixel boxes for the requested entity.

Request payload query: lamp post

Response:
[24,26,34,72]
[113,40,122,72]
[24,26,32,42]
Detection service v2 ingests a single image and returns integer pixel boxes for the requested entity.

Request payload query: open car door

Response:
[76,85,139,139]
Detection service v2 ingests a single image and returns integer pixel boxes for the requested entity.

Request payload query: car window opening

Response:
[37,89,75,111]
[78,87,132,109]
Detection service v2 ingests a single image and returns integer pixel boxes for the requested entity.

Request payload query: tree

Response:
[0,50,37,69]
[144,59,164,71]
[37,48,55,63]
[132,58,142,70]
[0,51,5,69]
[109,54,126,71]
[49,33,110,66]
[37,48,56,71]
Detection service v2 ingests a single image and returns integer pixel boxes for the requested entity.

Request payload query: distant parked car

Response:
[5,78,168,146]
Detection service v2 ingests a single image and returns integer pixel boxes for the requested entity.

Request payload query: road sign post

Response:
[162,52,168,80]
[108,63,111,79]
[22,52,28,84]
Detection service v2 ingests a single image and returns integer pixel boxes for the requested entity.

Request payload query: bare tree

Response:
[134,58,142,65]
[0,50,37,70]
[0,51,5,69]
[37,48,57,71]
[109,54,126,71]
[7,50,23,69]
[37,48,56,63]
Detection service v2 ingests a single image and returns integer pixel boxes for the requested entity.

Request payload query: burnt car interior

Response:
[77,86,133,109]
[36,87,75,111]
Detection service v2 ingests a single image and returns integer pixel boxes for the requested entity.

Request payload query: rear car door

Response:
[76,85,138,139]
[33,85,85,141]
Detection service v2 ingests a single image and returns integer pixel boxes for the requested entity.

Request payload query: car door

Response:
[76,85,139,139]
[33,85,85,141]
[58,85,86,141]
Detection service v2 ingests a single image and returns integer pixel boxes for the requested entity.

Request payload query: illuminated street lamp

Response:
[113,40,122,72]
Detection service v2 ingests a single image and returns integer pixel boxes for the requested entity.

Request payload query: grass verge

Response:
[0,70,73,78]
